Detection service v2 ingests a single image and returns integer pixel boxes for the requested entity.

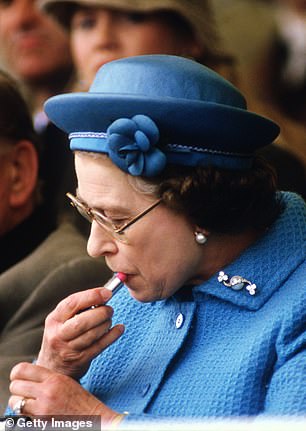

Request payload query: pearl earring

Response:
[195,231,207,245]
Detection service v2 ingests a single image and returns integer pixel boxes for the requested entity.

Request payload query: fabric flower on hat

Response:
[107,114,166,177]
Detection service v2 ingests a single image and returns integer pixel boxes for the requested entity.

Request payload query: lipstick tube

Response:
[78,272,127,313]
[103,272,127,297]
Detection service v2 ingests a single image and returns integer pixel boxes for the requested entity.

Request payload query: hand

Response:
[36,287,124,379]
[9,362,118,422]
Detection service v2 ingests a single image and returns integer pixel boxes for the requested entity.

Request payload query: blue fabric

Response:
[79,192,305,422]
[44,55,280,174]
[5,193,305,421]
[70,135,253,173]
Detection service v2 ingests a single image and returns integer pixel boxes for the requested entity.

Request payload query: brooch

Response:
[218,271,257,295]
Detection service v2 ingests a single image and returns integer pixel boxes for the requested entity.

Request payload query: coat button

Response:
[175,313,184,329]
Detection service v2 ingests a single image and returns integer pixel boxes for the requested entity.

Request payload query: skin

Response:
[70,7,201,89]
[9,154,262,419]
[0,140,38,236]
[78,155,207,302]
[0,0,72,110]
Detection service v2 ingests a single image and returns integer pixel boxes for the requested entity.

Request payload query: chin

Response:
[127,286,161,303]
[125,274,165,303]
[127,288,150,303]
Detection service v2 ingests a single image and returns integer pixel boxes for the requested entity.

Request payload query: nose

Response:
[93,10,118,50]
[87,221,118,257]
[10,0,42,28]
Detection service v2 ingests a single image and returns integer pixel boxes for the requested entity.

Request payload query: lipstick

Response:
[103,272,127,296]
[78,272,127,313]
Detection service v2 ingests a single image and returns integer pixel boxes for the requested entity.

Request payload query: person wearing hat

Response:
[8,56,305,424]
[39,0,306,199]
[39,0,235,90]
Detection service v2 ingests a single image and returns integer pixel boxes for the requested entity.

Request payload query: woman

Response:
[8,56,305,425]
[39,0,306,198]
[39,0,235,90]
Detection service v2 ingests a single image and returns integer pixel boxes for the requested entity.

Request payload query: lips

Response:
[13,35,45,52]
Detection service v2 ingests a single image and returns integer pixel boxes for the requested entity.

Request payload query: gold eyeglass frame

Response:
[66,192,161,242]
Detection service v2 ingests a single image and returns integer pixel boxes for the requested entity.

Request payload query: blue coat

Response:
[81,192,305,422]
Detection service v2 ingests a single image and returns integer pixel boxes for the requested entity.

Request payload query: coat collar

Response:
[193,192,305,311]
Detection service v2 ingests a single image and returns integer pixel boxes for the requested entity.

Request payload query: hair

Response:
[130,157,282,234]
[76,150,281,234]
[0,70,40,152]
[43,0,236,78]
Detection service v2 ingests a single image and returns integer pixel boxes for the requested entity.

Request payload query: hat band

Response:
[70,132,253,174]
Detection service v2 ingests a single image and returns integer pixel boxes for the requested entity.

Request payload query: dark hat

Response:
[44,55,280,176]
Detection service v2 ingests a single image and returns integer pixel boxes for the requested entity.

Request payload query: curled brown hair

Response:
[134,157,282,234]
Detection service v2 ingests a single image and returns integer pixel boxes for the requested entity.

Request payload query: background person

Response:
[40,0,306,198]
[0,0,76,223]
[0,70,111,413]
[0,0,73,116]
[7,56,305,424]
[39,0,236,89]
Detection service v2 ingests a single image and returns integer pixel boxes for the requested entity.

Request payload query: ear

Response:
[8,140,39,208]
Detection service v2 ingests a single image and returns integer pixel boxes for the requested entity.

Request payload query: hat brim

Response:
[45,93,280,154]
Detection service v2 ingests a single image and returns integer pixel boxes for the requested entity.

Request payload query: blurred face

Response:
[0,0,72,84]
[71,7,200,88]
[75,153,205,302]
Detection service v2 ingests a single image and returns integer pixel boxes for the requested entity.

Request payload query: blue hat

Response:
[44,55,280,176]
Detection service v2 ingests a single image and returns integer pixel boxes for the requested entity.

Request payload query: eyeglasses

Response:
[66,192,161,243]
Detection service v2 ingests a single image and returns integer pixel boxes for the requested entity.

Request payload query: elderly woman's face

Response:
[70,7,200,89]
[75,153,204,302]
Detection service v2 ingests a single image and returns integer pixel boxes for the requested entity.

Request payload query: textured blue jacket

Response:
[81,192,305,423]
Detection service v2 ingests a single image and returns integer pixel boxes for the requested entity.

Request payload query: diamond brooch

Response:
[218,271,257,295]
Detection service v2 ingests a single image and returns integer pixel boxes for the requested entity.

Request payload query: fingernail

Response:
[117,324,125,334]
[99,288,112,302]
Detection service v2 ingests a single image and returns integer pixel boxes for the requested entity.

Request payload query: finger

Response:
[52,287,113,323]
[10,362,52,383]
[53,324,125,368]
[9,395,29,412]
[66,319,113,351]
[60,305,114,342]
[9,396,35,415]
[9,378,40,400]
[82,324,125,360]
[62,324,125,367]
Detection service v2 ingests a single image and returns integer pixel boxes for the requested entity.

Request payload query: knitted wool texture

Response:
[81,192,305,422]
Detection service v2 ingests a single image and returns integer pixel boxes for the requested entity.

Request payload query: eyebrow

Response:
[75,189,132,215]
